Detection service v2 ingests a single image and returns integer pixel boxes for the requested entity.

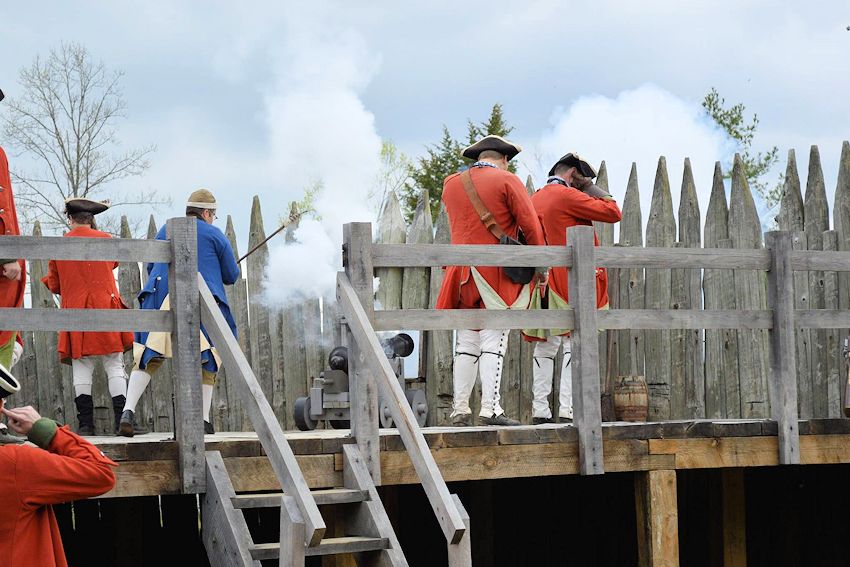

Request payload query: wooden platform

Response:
[92,418,850,499]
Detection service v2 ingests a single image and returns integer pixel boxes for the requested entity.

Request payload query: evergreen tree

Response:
[402,104,515,221]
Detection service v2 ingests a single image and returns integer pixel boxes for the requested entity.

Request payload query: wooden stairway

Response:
[203,444,409,566]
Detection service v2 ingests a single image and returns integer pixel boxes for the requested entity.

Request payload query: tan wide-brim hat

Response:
[64,197,110,216]
[549,153,598,178]
[187,189,217,209]
[0,363,20,399]
[461,135,523,161]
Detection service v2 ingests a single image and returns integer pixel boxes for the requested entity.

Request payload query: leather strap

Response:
[460,170,507,240]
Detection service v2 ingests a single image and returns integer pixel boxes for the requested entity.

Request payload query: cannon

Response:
[293,332,428,431]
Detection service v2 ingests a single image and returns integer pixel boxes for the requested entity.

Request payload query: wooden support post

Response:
[202,451,256,566]
[567,225,604,475]
[167,217,205,494]
[721,469,747,567]
[447,494,471,567]
[635,470,679,567]
[343,223,381,483]
[765,231,801,464]
[280,495,307,567]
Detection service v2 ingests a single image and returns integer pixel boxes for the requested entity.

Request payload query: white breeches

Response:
[71,353,128,397]
[451,329,509,418]
[531,335,573,419]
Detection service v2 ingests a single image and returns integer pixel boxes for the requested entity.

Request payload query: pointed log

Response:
[593,161,615,246]
[142,215,158,286]
[823,230,843,417]
[792,231,813,418]
[404,189,434,380]
[525,175,535,196]
[672,159,704,418]
[832,142,850,313]
[804,146,830,417]
[729,154,769,418]
[427,204,454,425]
[704,163,735,417]
[777,150,804,231]
[593,161,616,394]
[222,215,250,431]
[376,191,407,311]
[246,196,277,419]
[617,163,645,377]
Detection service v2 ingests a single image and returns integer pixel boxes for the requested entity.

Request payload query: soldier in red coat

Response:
[0,89,26,374]
[435,135,545,426]
[42,198,134,435]
[524,153,622,424]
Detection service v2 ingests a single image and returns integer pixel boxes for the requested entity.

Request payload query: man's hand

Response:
[2,261,21,281]
[2,405,42,436]
[535,269,549,293]
[570,172,592,190]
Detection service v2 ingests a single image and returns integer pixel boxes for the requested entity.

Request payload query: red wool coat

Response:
[0,147,26,346]
[0,425,117,567]
[530,182,622,307]
[435,166,545,310]
[41,226,133,363]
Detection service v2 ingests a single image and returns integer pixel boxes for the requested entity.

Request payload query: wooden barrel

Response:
[612,375,648,422]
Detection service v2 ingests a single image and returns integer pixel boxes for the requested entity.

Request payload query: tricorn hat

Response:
[0,89,5,103]
[548,153,598,178]
[0,363,20,399]
[461,135,523,161]
[65,197,110,216]
[187,188,217,210]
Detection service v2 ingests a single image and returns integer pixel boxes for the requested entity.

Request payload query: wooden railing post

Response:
[343,222,381,482]
[765,231,801,464]
[567,225,604,475]
[166,217,205,493]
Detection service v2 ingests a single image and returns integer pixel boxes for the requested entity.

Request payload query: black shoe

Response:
[112,395,126,433]
[75,394,95,436]
[451,414,473,427]
[204,420,215,435]
[483,414,521,426]
[532,417,554,425]
[118,410,135,438]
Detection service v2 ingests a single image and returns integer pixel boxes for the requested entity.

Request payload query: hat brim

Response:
[548,154,598,178]
[462,136,522,161]
[0,364,20,399]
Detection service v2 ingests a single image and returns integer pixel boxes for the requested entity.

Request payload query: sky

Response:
[3,0,849,302]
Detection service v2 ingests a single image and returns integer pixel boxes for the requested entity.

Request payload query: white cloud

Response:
[531,84,736,238]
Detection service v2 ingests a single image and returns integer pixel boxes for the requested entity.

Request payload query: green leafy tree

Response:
[702,88,780,208]
[402,104,515,222]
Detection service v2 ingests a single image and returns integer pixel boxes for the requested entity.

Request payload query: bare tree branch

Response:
[2,42,159,233]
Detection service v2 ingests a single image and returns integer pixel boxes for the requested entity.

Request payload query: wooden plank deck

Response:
[90,418,850,499]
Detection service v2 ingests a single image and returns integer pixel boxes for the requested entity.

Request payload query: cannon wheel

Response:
[405,389,428,427]
[293,397,317,431]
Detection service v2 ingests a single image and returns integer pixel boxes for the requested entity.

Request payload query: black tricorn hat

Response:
[548,153,598,178]
[461,135,523,161]
[0,363,20,399]
[0,89,4,103]
[65,197,110,216]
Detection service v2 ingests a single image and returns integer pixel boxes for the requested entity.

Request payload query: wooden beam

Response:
[790,249,850,271]
[371,243,570,267]
[167,217,205,494]
[721,469,747,567]
[338,271,467,544]
[597,246,770,270]
[199,276,326,546]
[343,223,381,483]
[0,308,171,332]
[794,309,850,329]
[598,310,773,330]
[373,308,573,331]
[765,231,801,464]
[447,494,471,567]
[568,226,604,475]
[202,451,256,567]
[635,470,680,567]
[280,495,307,567]
[0,234,172,261]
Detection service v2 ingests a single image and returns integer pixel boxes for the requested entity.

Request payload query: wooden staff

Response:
[236,206,308,264]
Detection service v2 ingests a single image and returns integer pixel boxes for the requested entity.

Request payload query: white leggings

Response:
[452,329,510,418]
[531,335,573,419]
[71,353,128,398]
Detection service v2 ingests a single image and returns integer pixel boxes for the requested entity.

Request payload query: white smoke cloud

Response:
[532,84,736,238]
[260,16,383,305]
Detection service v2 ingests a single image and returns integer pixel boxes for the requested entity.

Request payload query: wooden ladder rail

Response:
[337,270,470,556]
[198,276,326,546]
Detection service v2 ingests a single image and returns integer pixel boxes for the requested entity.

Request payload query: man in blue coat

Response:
[118,189,240,437]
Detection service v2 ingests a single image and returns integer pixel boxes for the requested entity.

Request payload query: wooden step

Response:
[231,488,369,509]
[250,536,391,560]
